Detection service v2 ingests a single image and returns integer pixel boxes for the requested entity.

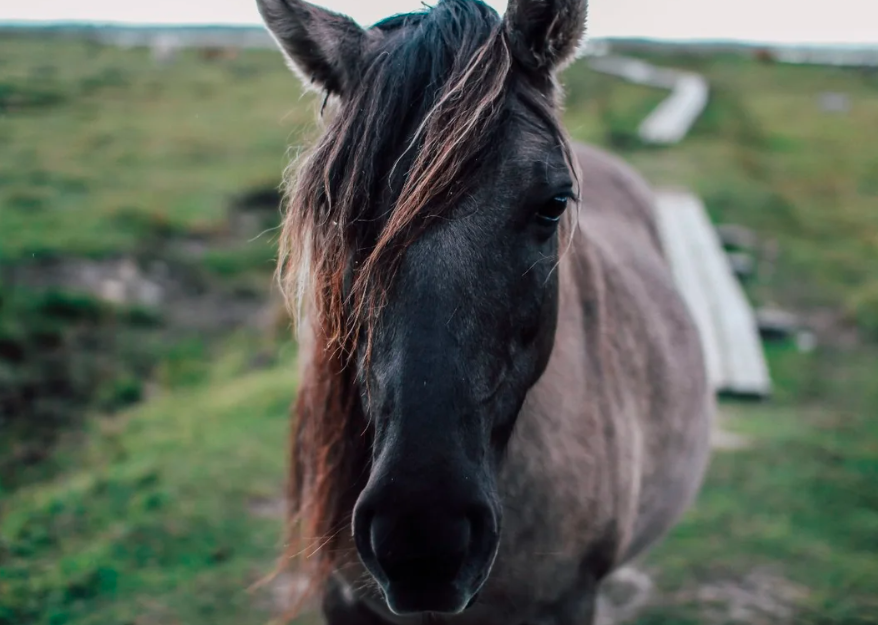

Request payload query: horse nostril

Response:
[369,512,472,585]
[465,591,480,610]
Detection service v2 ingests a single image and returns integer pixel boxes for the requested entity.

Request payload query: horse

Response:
[256,0,713,623]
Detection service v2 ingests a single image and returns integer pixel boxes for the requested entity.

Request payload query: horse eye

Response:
[536,195,569,225]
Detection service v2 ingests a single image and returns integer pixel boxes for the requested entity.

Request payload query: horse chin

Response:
[381,580,481,616]
[376,549,495,616]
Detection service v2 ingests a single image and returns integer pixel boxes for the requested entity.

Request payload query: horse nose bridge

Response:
[362,422,488,516]
[391,338,471,420]
[386,241,482,361]
[371,434,480,498]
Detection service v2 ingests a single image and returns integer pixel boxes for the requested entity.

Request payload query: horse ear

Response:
[503,0,588,72]
[256,0,368,96]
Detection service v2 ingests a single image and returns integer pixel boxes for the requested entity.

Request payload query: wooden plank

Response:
[680,193,772,397]
[655,190,772,398]
[589,56,709,145]
[654,191,725,390]
[588,56,678,89]
[638,74,709,145]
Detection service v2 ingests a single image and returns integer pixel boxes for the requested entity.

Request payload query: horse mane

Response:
[275,0,572,611]
[279,316,370,614]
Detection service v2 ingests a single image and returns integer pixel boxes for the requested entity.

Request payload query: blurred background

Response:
[0,1,876,624]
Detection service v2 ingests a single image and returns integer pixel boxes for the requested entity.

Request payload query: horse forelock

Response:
[277,0,523,359]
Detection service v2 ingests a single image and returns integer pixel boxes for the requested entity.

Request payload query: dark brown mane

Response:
[280,318,370,612]
[275,0,573,611]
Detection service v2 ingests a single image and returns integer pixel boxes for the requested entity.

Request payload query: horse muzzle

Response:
[353,492,499,615]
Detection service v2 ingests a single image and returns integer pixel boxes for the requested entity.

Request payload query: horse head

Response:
[259,0,588,615]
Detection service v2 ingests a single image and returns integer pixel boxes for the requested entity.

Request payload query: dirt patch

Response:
[249,570,321,622]
[268,572,312,615]
[711,427,751,451]
[17,257,167,308]
[596,564,808,625]
[670,568,809,624]
[9,181,288,334]
[801,307,862,350]
[597,567,655,625]
[8,255,269,334]
[248,496,286,520]
[711,409,753,451]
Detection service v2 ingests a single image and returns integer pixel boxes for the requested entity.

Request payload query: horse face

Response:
[351,114,575,615]
[258,0,587,616]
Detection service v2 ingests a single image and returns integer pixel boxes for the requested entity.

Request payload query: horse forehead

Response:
[402,222,481,282]
[495,121,571,177]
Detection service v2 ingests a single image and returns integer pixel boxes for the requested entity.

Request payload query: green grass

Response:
[1,34,877,625]
[0,34,314,262]
[1,343,297,625]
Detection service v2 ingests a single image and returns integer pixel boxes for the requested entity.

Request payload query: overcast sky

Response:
[1,0,875,45]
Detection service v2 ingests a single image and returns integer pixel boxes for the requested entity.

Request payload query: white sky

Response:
[1,0,876,45]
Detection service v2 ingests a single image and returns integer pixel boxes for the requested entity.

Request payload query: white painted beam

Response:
[638,73,709,145]
[588,56,710,145]
[654,189,772,398]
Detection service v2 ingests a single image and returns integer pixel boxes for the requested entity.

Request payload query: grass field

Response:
[1,33,877,625]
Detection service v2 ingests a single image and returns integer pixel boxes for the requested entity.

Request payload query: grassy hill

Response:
[1,33,876,625]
